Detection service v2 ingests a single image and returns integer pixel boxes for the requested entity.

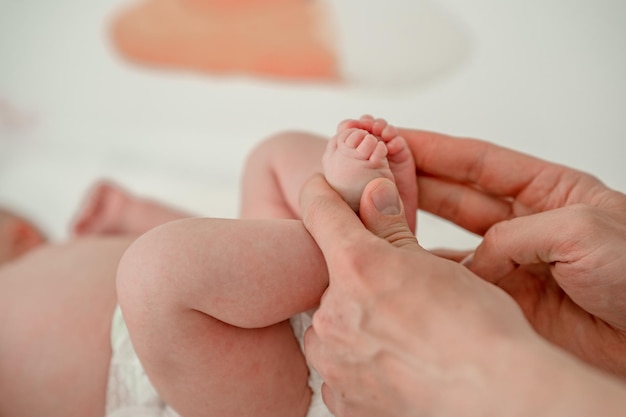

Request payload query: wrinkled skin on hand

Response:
[402,128,626,377]
[301,176,625,417]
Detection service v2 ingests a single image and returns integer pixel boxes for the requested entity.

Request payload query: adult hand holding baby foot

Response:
[401,129,626,377]
[301,174,626,417]
[324,115,417,232]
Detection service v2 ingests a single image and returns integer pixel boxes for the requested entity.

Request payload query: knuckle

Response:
[320,362,342,386]
[337,247,379,287]
[311,307,349,342]
[482,220,510,251]
[311,309,332,335]
[381,225,418,248]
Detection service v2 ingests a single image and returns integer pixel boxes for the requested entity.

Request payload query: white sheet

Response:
[1,0,625,251]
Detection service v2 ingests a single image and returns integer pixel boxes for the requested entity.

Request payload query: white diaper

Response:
[106,305,179,417]
[290,310,334,417]
[106,306,332,417]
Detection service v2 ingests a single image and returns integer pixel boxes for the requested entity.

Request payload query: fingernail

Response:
[371,180,401,215]
[461,252,474,268]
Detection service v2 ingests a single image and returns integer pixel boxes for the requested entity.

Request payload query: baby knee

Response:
[116,220,184,317]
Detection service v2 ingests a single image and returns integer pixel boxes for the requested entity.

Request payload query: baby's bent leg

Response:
[117,217,328,416]
[122,303,310,417]
[240,131,328,220]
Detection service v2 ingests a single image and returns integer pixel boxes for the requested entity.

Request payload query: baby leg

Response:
[334,115,418,231]
[117,217,328,417]
[71,181,191,236]
[240,131,328,220]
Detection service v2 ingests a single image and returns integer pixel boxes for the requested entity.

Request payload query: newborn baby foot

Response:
[71,181,134,236]
[323,128,394,212]
[73,181,189,237]
[327,115,417,232]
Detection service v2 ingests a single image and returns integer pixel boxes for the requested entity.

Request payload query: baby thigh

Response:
[116,218,326,417]
[120,293,311,417]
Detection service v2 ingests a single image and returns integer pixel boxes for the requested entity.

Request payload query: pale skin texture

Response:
[116,117,417,417]
[301,174,626,416]
[398,128,626,377]
[3,122,626,415]
[0,116,413,416]
[0,183,192,416]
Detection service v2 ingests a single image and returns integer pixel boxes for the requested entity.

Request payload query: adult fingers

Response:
[399,128,547,195]
[303,326,339,415]
[300,174,373,265]
[417,175,516,235]
[320,383,339,416]
[358,178,420,250]
[469,205,604,285]
[399,128,604,212]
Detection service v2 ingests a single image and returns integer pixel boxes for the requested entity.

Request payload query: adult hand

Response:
[400,128,626,376]
[301,175,624,417]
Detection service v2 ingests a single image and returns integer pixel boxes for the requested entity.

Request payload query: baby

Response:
[0,181,193,416]
[115,115,417,417]
[0,115,416,417]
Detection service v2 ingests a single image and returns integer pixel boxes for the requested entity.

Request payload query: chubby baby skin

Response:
[0,182,192,417]
[0,236,132,416]
[0,114,416,416]
[115,115,416,417]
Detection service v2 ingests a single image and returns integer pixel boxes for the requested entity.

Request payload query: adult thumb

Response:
[359,178,419,249]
